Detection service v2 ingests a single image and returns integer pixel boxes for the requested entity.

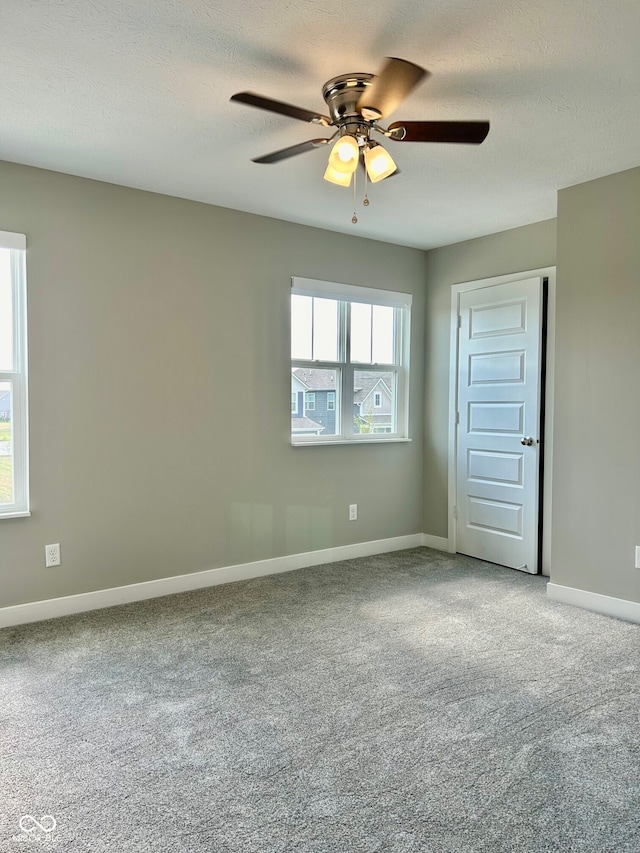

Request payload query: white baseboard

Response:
[421,534,451,552]
[547,582,640,625]
[0,533,425,629]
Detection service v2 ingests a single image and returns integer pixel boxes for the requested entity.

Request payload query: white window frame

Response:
[374,391,382,408]
[327,391,336,411]
[0,231,29,518]
[305,391,316,411]
[291,277,411,445]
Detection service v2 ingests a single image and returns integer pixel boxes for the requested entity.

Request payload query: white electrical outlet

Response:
[349,504,358,521]
[635,546,640,570]
[45,543,61,568]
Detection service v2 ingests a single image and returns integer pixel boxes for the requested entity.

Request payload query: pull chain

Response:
[363,161,370,207]
[352,167,358,224]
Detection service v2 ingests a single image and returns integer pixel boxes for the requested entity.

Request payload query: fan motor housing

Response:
[322,73,375,124]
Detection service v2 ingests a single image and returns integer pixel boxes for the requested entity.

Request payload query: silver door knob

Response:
[520,437,535,446]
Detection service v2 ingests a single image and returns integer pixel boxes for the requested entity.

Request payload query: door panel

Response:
[467,450,523,486]
[456,277,543,572]
[467,496,523,537]
[469,350,525,384]
[469,300,526,337]
[468,401,525,434]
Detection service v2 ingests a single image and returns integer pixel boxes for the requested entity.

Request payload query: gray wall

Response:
[553,167,640,603]
[0,160,426,608]
[423,219,557,538]
[4,157,638,611]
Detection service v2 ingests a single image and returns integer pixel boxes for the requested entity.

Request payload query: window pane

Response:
[312,298,338,361]
[291,368,340,437]
[291,295,312,360]
[0,382,13,504]
[0,250,13,371]
[292,295,338,362]
[350,302,372,363]
[353,370,396,434]
[372,305,394,364]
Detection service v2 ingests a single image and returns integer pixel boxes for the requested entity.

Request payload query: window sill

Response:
[0,510,31,520]
[292,438,412,447]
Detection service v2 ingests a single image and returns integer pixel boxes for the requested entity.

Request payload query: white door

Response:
[455,276,543,573]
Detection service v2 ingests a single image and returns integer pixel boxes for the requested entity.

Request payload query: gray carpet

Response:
[1,548,639,852]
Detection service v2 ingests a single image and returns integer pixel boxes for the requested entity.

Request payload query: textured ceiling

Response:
[2,0,640,249]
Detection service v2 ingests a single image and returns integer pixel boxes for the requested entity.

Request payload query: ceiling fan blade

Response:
[231,92,331,125]
[252,138,329,164]
[387,120,490,144]
[357,58,429,120]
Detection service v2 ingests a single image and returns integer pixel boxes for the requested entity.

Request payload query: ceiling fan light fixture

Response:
[232,57,490,217]
[360,107,383,122]
[323,164,352,187]
[364,143,397,183]
[328,135,360,174]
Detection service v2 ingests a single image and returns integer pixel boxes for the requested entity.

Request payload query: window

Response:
[291,393,296,413]
[291,277,411,444]
[0,231,29,517]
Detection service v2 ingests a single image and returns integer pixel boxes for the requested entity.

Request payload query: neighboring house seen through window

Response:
[291,277,411,443]
[0,231,29,517]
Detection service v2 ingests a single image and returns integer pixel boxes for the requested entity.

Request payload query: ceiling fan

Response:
[231,57,490,189]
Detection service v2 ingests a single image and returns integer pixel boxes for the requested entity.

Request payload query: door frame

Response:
[448,267,556,576]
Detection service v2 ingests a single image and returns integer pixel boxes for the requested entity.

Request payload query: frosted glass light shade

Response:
[323,164,352,186]
[364,144,397,182]
[328,135,359,174]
